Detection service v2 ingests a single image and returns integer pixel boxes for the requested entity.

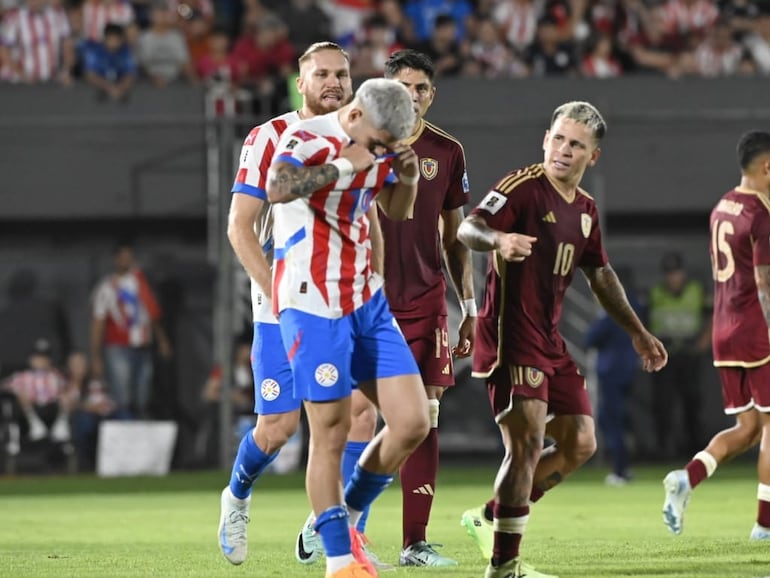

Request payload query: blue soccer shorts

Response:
[278,290,419,403]
[251,321,300,415]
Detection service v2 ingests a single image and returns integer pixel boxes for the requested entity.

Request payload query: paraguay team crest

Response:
[580,213,592,238]
[261,378,280,401]
[315,363,339,387]
[420,158,438,180]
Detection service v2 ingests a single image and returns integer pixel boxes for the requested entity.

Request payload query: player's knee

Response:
[255,411,300,452]
[569,429,597,465]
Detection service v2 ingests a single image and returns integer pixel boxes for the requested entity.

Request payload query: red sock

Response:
[492,503,529,566]
[685,459,708,489]
[400,427,438,548]
[484,499,495,521]
[758,500,770,528]
[529,486,545,503]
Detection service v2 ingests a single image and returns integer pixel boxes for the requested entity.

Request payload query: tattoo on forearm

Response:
[269,164,339,198]
[590,267,638,332]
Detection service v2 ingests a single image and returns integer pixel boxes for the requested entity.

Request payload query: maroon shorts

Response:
[717,363,770,414]
[486,356,592,421]
[396,314,454,387]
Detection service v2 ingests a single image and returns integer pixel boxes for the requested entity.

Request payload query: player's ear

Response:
[542,130,550,151]
[589,146,601,167]
[296,70,305,95]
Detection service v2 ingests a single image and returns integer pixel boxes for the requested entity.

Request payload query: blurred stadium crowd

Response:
[3,0,770,108]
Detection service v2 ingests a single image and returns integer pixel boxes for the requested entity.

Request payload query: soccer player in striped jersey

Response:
[662,131,770,541]
[218,42,359,569]
[267,78,428,578]
[458,101,668,578]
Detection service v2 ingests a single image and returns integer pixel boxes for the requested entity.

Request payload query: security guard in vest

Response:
[648,251,712,459]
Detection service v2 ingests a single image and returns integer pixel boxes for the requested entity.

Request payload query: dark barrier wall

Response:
[0,85,206,219]
[1,78,769,218]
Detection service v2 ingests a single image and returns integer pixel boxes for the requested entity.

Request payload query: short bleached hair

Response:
[551,101,607,142]
[354,78,415,142]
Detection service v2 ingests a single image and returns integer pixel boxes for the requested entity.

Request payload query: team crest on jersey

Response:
[315,363,339,387]
[580,213,592,238]
[261,378,280,401]
[525,368,544,388]
[420,158,438,180]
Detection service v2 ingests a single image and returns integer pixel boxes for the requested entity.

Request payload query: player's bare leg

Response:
[663,409,760,535]
[220,410,302,564]
[486,396,558,577]
[528,415,597,502]
[399,385,456,567]
[752,414,770,539]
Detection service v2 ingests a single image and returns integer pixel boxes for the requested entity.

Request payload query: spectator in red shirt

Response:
[231,13,295,113]
[90,240,172,418]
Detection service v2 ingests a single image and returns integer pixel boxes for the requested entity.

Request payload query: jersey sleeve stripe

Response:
[273,154,303,167]
[231,183,267,200]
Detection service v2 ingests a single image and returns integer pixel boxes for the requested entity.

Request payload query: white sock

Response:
[757,483,770,502]
[327,553,355,573]
[693,451,718,477]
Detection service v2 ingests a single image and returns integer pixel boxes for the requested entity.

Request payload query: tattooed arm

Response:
[582,264,668,372]
[266,162,341,204]
[755,264,770,329]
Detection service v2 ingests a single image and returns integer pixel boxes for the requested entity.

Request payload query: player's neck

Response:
[739,177,770,197]
[544,171,578,202]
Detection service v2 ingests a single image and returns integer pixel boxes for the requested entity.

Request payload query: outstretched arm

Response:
[582,264,668,372]
[755,264,770,329]
[457,213,537,261]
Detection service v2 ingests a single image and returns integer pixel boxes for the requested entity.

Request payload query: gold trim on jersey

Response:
[496,164,545,195]
[469,255,507,379]
[401,118,426,146]
[424,120,467,156]
[714,353,770,368]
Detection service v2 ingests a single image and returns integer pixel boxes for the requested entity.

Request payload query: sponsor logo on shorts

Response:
[525,367,544,388]
[315,363,339,387]
[261,378,280,401]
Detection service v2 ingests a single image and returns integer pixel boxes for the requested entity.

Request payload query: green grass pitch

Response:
[1,461,768,577]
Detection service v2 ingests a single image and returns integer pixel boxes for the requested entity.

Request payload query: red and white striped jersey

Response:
[493,0,542,53]
[231,110,300,325]
[270,112,395,319]
[81,0,134,42]
[5,368,67,406]
[656,0,718,38]
[0,5,70,82]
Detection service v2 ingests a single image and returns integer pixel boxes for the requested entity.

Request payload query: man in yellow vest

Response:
[648,251,712,459]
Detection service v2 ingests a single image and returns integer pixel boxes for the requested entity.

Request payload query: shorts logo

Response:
[525,367,544,388]
[581,213,592,238]
[315,363,339,387]
[420,158,438,180]
[261,378,280,401]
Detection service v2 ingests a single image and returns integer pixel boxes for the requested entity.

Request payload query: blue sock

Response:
[314,505,351,557]
[344,463,393,527]
[342,441,370,532]
[228,428,278,499]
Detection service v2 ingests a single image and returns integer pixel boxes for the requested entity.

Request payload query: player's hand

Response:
[339,142,375,173]
[632,331,668,372]
[452,315,476,358]
[391,143,419,182]
[495,232,538,262]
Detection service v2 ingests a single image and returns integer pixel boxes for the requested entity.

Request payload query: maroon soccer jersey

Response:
[470,163,608,376]
[379,120,470,319]
[710,187,770,366]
